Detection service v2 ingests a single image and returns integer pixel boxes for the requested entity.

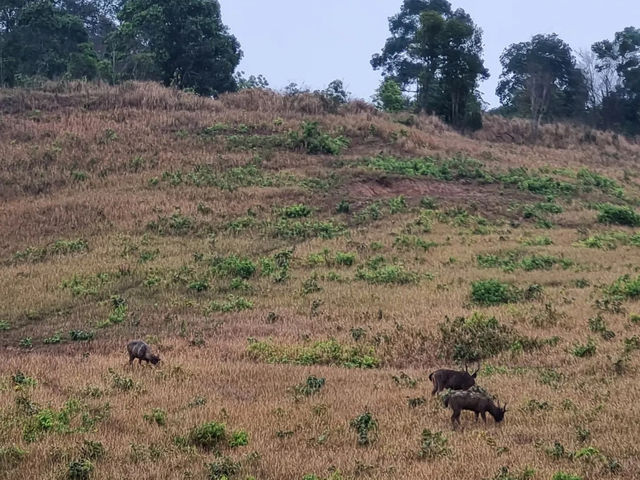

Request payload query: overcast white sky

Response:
[219,0,640,107]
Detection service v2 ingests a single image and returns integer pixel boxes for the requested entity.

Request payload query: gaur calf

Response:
[127,340,160,366]
[444,390,506,429]
[429,364,480,395]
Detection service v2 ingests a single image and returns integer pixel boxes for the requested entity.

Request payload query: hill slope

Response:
[1,82,640,480]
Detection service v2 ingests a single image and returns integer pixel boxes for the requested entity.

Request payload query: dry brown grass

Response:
[2,82,640,480]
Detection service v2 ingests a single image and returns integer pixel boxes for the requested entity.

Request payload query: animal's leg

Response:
[138,358,142,365]
[129,354,135,365]
[451,410,461,430]
[475,412,479,422]
[481,412,487,423]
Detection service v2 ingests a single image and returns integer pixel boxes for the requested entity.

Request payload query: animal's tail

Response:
[443,396,450,408]
[428,372,434,381]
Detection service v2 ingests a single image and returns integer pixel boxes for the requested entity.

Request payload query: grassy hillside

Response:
[2,82,640,480]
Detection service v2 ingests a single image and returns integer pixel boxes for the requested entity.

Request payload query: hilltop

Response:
[1,82,640,480]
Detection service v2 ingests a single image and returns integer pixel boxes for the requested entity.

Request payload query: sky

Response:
[219,0,640,108]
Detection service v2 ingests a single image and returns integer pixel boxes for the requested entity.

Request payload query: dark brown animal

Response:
[429,364,480,395]
[127,340,160,366]
[444,390,506,429]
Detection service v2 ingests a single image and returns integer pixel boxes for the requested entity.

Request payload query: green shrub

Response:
[280,204,312,218]
[19,337,32,349]
[388,195,408,214]
[597,204,640,226]
[67,459,94,480]
[146,213,195,235]
[288,121,349,155]
[188,279,209,292]
[335,252,356,266]
[143,408,167,427]
[336,199,351,213]
[394,234,438,251]
[438,313,517,361]
[207,456,240,480]
[211,255,257,279]
[188,421,227,449]
[0,320,10,330]
[571,338,597,358]
[70,330,94,341]
[605,274,640,300]
[471,279,520,305]
[44,332,63,345]
[350,411,377,445]
[229,430,249,447]
[293,375,326,396]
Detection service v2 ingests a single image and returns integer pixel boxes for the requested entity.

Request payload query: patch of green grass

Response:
[207,295,254,313]
[521,236,553,246]
[355,260,420,285]
[577,168,624,197]
[394,234,438,251]
[146,213,196,236]
[13,239,89,263]
[247,338,379,368]
[272,219,346,240]
[228,430,249,448]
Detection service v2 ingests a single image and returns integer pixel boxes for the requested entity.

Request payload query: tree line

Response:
[1,0,639,136]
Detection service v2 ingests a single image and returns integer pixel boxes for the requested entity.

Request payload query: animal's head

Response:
[494,402,507,422]
[466,362,481,379]
[150,354,161,365]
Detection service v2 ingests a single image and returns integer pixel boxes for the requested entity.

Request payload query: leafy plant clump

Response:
[13,238,88,263]
[438,313,518,362]
[605,274,640,300]
[597,203,640,227]
[188,421,227,449]
[207,295,254,313]
[471,279,521,305]
[350,411,378,445]
[288,121,349,155]
[355,257,419,285]
[293,375,326,396]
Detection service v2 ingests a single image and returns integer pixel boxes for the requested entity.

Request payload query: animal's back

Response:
[127,340,148,358]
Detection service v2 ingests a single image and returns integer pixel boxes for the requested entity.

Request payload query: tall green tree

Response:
[0,0,91,85]
[497,34,587,133]
[111,0,242,96]
[591,27,640,135]
[371,0,488,129]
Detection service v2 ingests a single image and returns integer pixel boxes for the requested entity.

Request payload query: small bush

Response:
[188,421,227,449]
[572,338,597,358]
[293,375,326,396]
[438,313,517,362]
[388,195,408,214]
[19,337,33,349]
[605,274,640,300]
[207,456,240,480]
[229,430,249,448]
[288,121,349,155]
[597,204,640,227]
[43,332,63,345]
[211,255,257,279]
[350,411,377,446]
[70,330,94,341]
[471,279,520,305]
[67,459,94,480]
[335,252,356,266]
[588,315,615,340]
[280,204,312,218]
[521,236,553,246]
[418,430,450,459]
[143,408,167,427]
